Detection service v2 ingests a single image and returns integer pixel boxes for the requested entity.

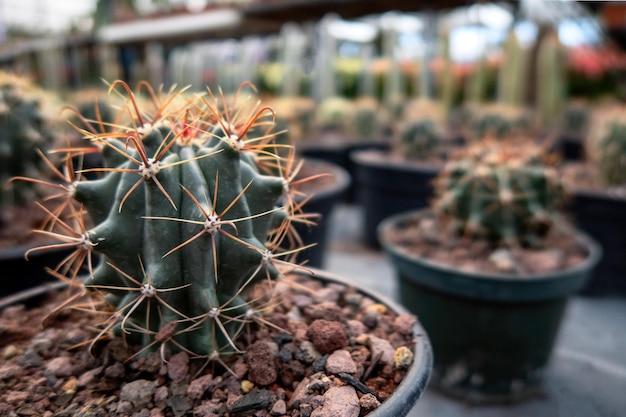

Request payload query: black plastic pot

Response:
[299,136,390,203]
[0,244,70,297]
[378,209,602,404]
[292,158,351,268]
[553,134,584,162]
[567,188,626,296]
[351,149,443,248]
[0,268,433,417]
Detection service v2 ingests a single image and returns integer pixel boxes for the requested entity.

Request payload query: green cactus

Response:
[23,80,313,361]
[314,95,355,132]
[351,96,383,140]
[465,102,532,141]
[536,30,567,129]
[0,82,56,208]
[586,108,626,187]
[432,139,564,245]
[560,99,590,137]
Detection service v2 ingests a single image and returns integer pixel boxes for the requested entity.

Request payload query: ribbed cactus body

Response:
[433,140,563,245]
[31,81,305,359]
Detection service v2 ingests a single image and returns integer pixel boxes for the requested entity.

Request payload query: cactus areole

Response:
[26,81,314,360]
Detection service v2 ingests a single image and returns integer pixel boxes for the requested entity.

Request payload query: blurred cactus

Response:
[536,30,567,129]
[394,98,446,160]
[560,99,590,138]
[0,81,56,208]
[586,106,626,187]
[465,102,533,140]
[497,31,529,108]
[432,138,564,245]
[315,95,354,132]
[21,80,317,361]
[351,96,385,140]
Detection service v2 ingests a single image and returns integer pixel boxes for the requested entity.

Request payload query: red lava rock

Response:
[167,351,190,383]
[325,350,357,375]
[306,320,348,354]
[393,313,416,336]
[310,385,360,417]
[44,356,74,377]
[246,340,278,386]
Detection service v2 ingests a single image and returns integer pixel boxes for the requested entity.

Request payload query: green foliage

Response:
[432,139,564,246]
[25,80,313,361]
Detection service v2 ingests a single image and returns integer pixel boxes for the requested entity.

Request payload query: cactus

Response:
[536,30,566,129]
[394,98,446,160]
[22,80,316,361]
[0,81,56,208]
[560,99,590,138]
[586,106,626,187]
[314,95,355,132]
[432,138,564,246]
[351,96,384,140]
[465,102,532,141]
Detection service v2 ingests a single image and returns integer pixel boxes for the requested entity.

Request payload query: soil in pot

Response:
[0,270,431,417]
[378,209,600,404]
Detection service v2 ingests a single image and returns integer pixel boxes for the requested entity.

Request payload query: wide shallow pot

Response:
[294,158,351,268]
[0,268,433,416]
[378,209,602,404]
[299,135,390,203]
[566,187,626,296]
[351,149,443,248]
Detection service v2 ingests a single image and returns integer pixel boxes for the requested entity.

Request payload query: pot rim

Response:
[296,157,351,202]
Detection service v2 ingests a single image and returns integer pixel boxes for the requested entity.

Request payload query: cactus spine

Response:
[432,138,564,245]
[26,80,312,360]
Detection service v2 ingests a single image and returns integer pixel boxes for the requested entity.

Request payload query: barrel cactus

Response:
[25,80,315,361]
[394,98,446,160]
[432,138,564,246]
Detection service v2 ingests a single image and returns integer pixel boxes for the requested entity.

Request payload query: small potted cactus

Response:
[562,103,626,295]
[378,137,601,404]
[0,80,432,416]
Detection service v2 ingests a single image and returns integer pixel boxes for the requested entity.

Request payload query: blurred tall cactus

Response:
[536,30,567,129]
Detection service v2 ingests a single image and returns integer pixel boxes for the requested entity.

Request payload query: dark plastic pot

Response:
[0,244,71,297]
[299,136,390,203]
[292,158,351,268]
[0,268,433,417]
[351,149,443,248]
[378,209,602,404]
[553,134,583,162]
[567,187,626,296]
